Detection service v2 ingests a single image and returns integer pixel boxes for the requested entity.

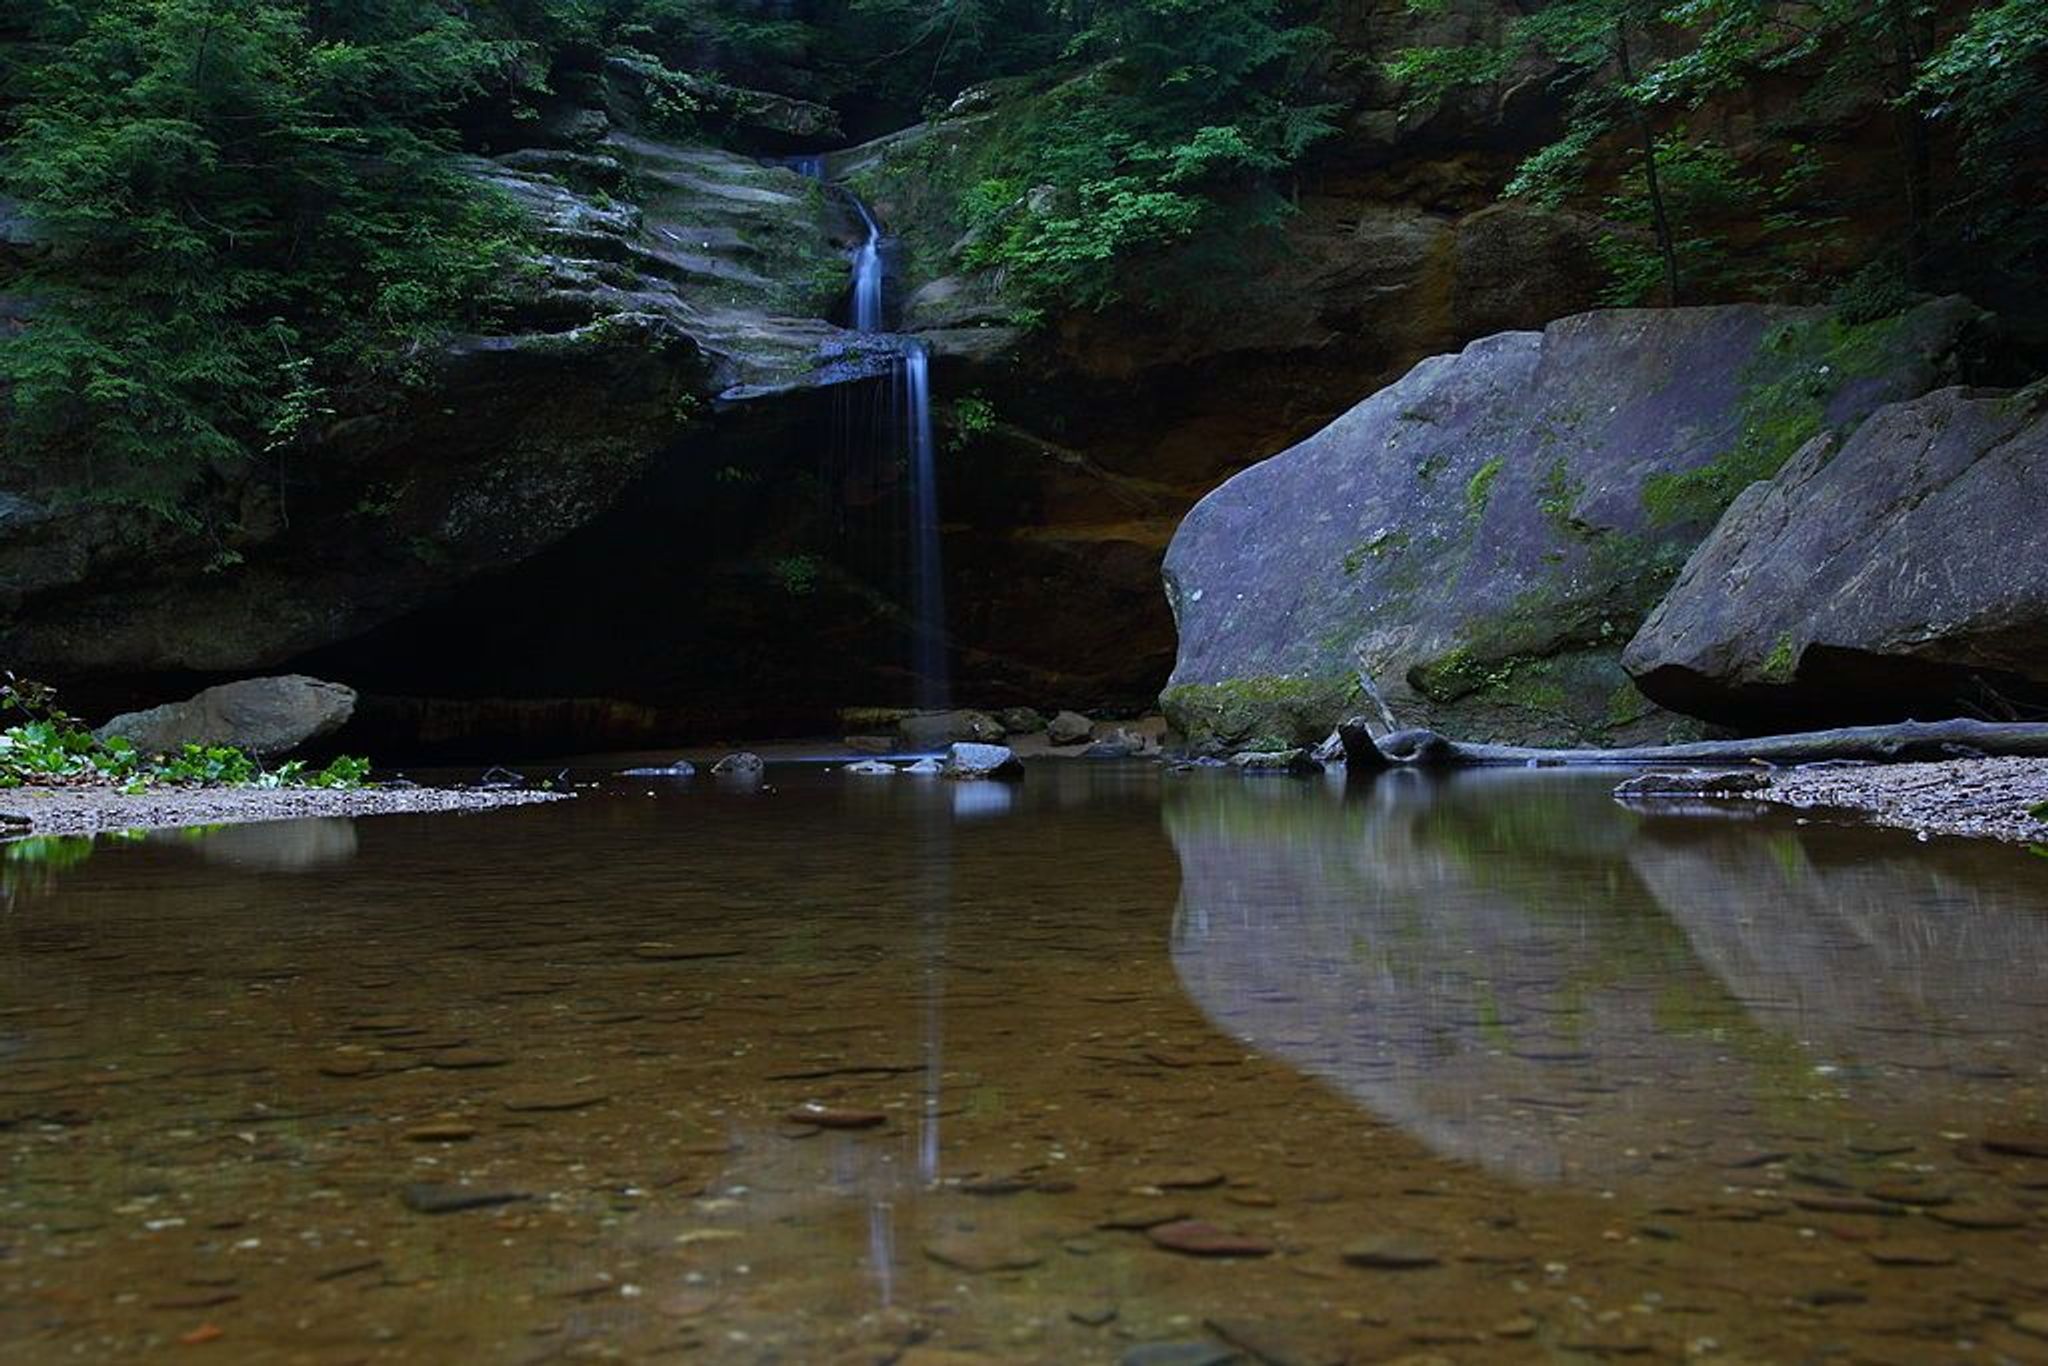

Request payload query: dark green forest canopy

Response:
[0,0,2042,515]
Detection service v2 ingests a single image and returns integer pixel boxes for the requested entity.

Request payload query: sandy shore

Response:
[0,784,569,839]
[1757,757,2048,846]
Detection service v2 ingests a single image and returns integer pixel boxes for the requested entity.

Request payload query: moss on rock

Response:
[1161,674,1361,751]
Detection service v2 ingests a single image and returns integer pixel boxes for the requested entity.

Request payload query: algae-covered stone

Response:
[1161,675,1360,753]
[1160,300,1983,746]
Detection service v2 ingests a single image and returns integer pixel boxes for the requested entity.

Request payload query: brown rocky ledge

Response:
[0,785,568,839]
[1755,758,2048,847]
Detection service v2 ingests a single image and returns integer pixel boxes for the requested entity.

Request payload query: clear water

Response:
[5,764,2048,1363]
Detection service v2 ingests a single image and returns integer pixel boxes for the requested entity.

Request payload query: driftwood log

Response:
[1339,718,2048,770]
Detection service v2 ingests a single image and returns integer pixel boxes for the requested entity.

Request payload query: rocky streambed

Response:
[1750,757,2048,847]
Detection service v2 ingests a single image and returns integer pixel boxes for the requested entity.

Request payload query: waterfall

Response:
[838,188,949,709]
[902,341,949,711]
[849,195,886,335]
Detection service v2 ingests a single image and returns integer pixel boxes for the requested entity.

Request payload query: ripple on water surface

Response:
[3,763,2048,1363]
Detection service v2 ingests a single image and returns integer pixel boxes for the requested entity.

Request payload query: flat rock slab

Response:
[1146,1220,1274,1258]
[402,1123,479,1143]
[1119,1343,1241,1366]
[1340,1237,1441,1269]
[923,1234,1044,1273]
[401,1184,531,1214]
[1867,1242,1959,1268]
[502,1089,608,1113]
[785,1103,886,1129]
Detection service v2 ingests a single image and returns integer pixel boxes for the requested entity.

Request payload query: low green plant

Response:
[0,674,371,791]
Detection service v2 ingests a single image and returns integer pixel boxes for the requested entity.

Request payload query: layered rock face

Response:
[0,87,870,723]
[1625,385,2048,726]
[1159,299,1984,749]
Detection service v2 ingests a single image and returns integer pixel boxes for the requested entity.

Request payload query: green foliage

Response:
[942,0,1338,311]
[948,393,997,451]
[1392,0,2041,307]
[0,0,535,519]
[0,674,371,790]
[770,552,822,596]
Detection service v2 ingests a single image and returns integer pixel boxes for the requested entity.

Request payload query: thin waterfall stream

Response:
[841,182,949,711]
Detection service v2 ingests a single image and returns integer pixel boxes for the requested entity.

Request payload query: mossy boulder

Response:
[1624,383,2048,726]
[1161,299,1985,747]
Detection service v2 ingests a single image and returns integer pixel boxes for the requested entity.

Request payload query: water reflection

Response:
[1167,769,2048,1187]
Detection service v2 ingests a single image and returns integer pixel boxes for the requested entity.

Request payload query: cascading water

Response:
[899,341,948,712]
[838,186,949,710]
[848,195,887,336]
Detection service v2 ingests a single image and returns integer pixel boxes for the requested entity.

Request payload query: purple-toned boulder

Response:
[1160,299,1983,748]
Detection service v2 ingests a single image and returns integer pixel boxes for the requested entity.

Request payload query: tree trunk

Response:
[1616,25,1682,306]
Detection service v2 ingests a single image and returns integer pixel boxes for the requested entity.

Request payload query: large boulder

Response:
[1160,299,1984,749]
[1624,384,2048,725]
[97,676,356,758]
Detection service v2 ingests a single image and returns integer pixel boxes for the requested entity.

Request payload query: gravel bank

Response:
[0,785,569,839]
[1757,757,2048,846]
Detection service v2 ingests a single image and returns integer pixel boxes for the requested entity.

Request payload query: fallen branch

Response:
[1341,718,2048,769]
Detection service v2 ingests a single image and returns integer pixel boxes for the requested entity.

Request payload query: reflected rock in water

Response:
[1166,772,2048,1187]
[189,818,360,872]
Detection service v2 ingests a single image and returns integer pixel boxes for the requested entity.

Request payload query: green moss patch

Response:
[1161,674,1360,750]
[1644,313,1908,529]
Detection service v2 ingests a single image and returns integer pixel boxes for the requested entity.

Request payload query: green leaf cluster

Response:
[0,675,371,791]
[936,0,1337,311]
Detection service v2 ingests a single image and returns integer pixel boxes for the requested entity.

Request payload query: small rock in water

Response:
[1069,1303,1119,1327]
[401,1183,531,1214]
[1928,1205,2028,1230]
[1866,1241,1957,1267]
[427,1049,510,1070]
[619,760,696,778]
[1135,1166,1225,1191]
[1145,1219,1273,1258]
[1118,1342,1239,1366]
[1047,711,1094,746]
[1099,1205,1191,1231]
[1341,1237,1440,1269]
[1982,1129,2048,1159]
[501,1088,608,1113]
[923,1233,1044,1273]
[941,743,1024,781]
[903,757,944,775]
[402,1122,479,1143]
[710,752,765,777]
[843,760,897,775]
[1084,729,1146,759]
[1228,749,1321,775]
[786,1102,887,1129]
[1613,770,1770,798]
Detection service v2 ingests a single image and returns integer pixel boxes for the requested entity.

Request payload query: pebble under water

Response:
[5,763,2048,1363]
